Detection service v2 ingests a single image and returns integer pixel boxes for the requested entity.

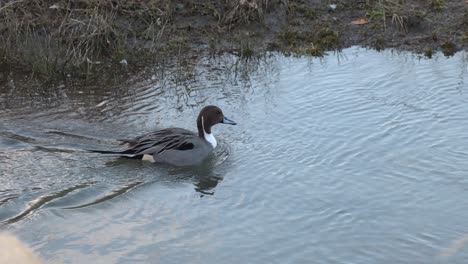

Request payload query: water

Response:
[1,47,468,263]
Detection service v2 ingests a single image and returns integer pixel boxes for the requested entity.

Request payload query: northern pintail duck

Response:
[92,105,237,166]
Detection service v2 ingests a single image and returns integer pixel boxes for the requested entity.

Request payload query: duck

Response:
[92,105,237,166]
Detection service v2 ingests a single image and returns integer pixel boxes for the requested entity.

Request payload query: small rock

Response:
[329,4,337,11]
[119,59,128,65]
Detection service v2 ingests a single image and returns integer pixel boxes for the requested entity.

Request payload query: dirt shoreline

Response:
[0,0,467,79]
[175,0,467,56]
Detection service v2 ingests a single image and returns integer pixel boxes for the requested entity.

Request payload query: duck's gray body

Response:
[120,128,215,166]
[91,105,236,167]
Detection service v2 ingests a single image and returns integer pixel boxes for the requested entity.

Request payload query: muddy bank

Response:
[175,0,468,56]
[0,0,467,79]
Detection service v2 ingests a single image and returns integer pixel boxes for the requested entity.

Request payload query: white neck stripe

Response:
[202,116,217,148]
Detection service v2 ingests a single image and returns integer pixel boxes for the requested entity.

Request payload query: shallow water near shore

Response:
[1,47,468,263]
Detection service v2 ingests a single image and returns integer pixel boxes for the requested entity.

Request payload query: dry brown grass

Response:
[222,0,270,26]
[0,0,278,78]
[366,0,425,33]
[0,0,172,77]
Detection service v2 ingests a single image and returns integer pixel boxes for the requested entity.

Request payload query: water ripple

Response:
[1,48,468,263]
[0,182,93,226]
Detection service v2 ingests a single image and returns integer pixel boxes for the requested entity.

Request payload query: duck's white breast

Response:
[204,132,217,148]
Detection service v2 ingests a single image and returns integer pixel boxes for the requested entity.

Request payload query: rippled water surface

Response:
[1,47,468,263]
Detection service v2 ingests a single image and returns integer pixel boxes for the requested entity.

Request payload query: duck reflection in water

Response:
[167,162,224,196]
[104,155,226,197]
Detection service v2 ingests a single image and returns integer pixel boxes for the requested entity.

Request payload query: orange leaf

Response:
[351,18,368,25]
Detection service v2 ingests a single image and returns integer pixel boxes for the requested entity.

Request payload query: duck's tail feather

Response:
[87,149,121,155]
[88,149,134,155]
[88,149,144,159]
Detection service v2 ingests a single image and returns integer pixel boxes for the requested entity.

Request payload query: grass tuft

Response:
[0,0,172,78]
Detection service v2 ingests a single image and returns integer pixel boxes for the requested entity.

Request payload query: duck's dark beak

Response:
[222,116,237,125]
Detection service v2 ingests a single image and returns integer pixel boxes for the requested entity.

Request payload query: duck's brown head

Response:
[196,105,236,138]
